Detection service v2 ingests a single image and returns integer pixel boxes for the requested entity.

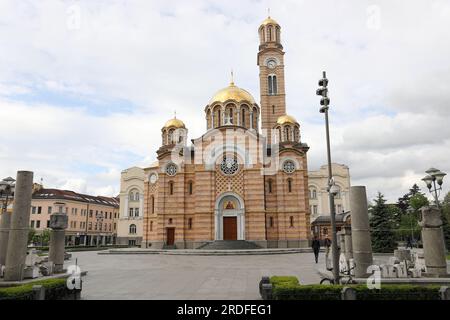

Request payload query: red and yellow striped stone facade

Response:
[141,16,311,249]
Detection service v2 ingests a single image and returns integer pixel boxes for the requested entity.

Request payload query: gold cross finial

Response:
[174,110,177,119]
[268,8,270,18]
[230,69,234,85]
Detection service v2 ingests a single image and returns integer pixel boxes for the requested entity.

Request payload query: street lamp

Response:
[0,177,16,214]
[422,167,446,208]
[316,71,340,284]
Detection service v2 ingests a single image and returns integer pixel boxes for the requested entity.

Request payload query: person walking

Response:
[311,236,321,263]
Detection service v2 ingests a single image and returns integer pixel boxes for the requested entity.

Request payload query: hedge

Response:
[269,276,442,300]
[0,278,67,300]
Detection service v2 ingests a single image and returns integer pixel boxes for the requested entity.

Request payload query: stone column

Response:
[343,226,353,261]
[419,206,448,276]
[4,171,33,281]
[338,231,346,255]
[350,186,373,278]
[48,202,68,273]
[0,211,12,267]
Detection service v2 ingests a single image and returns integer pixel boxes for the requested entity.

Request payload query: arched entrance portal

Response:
[215,193,245,240]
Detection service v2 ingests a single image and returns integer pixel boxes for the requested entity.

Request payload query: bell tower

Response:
[257,15,287,141]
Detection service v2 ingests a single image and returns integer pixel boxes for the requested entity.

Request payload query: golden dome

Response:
[209,82,255,105]
[260,16,279,27]
[163,118,185,129]
[277,114,298,125]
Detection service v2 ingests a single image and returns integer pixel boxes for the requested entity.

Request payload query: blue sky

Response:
[1,0,450,201]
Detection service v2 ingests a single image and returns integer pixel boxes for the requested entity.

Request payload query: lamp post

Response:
[0,177,16,214]
[421,168,446,209]
[316,71,340,284]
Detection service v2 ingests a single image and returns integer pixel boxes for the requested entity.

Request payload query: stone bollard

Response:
[439,286,450,300]
[0,211,12,268]
[32,285,45,300]
[341,287,357,300]
[4,171,33,281]
[350,186,373,278]
[259,276,270,297]
[343,226,353,261]
[418,206,449,277]
[48,202,68,273]
[261,283,273,300]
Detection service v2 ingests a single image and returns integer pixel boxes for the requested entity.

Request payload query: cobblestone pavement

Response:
[65,250,325,300]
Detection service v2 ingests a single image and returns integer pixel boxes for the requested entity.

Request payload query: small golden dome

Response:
[163,118,185,129]
[277,114,298,125]
[209,82,255,105]
[260,16,279,27]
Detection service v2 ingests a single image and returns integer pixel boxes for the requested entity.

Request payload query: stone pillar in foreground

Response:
[4,171,33,281]
[419,206,448,277]
[0,211,12,267]
[350,186,373,278]
[343,226,353,261]
[48,202,68,273]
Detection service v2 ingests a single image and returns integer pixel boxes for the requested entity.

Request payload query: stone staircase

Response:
[198,240,261,250]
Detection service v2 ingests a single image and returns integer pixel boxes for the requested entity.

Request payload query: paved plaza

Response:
[66,251,325,300]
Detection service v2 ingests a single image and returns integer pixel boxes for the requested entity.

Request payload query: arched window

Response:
[129,224,136,234]
[150,221,153,231]
[241,108,246,127]
[206,109,211,129]
[269,216,274,228]
[168,129,174,144]
[168,218,173,224]
[285,126,291,141]
[188,218,193,229]
[169,181,174,195]
[272,105,275,114]
[268,75,278,95]
[135,192,140,201]
[268,179,273,193]
[268,26,273,41]
[287,178,293,193]
[188,181,193,195]
[129,192,134,201]
[290,216,294,227]
[276,26,280,42]
[150,195,155,213]
[310,188,317,199]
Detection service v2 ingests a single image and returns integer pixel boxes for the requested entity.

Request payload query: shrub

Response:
[270,276,299,287]
[268,279,442,300]
[0,278,67,300]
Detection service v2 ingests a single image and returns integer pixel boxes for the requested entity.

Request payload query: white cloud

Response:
[0,0,449,202]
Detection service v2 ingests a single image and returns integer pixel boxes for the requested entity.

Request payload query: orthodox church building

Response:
[118,16,334,249]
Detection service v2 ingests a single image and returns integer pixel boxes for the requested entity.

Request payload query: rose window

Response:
[283,160,296,174]
[220,157,239,175]
[165,163,177,176]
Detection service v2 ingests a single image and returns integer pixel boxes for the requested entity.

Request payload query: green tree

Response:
[409,193,429,211]
[28,228,36,244]
[441,192,450,249]
[370,192,397,253]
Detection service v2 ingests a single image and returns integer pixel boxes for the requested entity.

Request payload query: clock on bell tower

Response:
[257,16,287,142]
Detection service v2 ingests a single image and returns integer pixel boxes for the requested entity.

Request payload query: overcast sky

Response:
[1,0,449,202]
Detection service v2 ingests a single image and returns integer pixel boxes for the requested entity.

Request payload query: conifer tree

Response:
[370,192,397,253]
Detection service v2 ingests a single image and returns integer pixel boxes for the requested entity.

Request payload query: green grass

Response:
[0,278,67,299]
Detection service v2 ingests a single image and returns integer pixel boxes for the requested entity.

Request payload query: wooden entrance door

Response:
[166,228,175,245]
[223,217,237,240]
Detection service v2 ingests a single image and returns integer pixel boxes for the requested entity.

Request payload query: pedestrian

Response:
[311,236,321,263]
[406,236,413,249]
